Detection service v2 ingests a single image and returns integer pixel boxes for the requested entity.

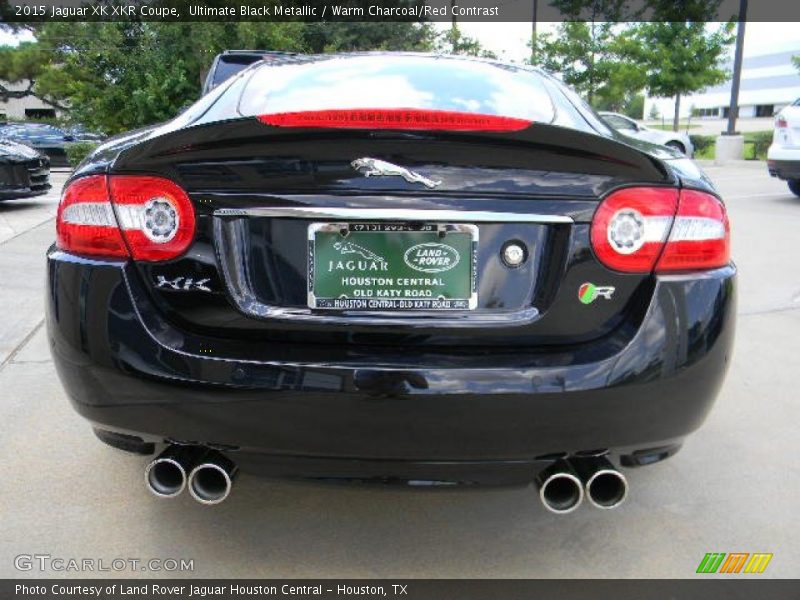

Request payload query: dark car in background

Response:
[0,122,105,167]
[0,137,51,199]
[66,125,106,143]
[47,54,734,512]
[202,49,299,94]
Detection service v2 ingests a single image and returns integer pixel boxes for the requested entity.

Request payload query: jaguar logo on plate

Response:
[403,242,460,273]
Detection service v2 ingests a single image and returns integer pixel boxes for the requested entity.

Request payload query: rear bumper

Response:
[46,249,736,483]
[767,147,800,180]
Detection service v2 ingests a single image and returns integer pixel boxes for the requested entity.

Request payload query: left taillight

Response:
[56,175,195,262]
[56,175,128,258]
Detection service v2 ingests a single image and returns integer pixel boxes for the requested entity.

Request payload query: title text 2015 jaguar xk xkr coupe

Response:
[47,54,734,512]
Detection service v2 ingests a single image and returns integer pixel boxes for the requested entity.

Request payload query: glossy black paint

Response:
[46,249,735,481]
[47,54,736,484]
[0,138,50,199]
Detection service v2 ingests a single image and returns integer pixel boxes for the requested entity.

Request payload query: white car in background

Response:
[767,98,800,198]
[599,111,694,157]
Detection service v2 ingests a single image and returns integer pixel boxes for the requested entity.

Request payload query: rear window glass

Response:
[212,55,263,88]
[239,55,555,123]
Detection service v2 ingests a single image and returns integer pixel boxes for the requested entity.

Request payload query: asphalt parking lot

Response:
[0,163,798,579]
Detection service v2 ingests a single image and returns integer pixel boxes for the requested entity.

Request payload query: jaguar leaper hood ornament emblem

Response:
[351,158,441,189]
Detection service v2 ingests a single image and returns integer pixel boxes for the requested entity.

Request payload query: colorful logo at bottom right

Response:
[696,552,773,574]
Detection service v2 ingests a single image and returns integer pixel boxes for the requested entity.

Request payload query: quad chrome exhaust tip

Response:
[187,451,238,505]
[144,445,203,498]
[145,445,237,504]
[570,456,629,510]
[535,460,584,514]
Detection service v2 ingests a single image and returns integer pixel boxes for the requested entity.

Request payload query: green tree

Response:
[625,22,734,131]
[437,25,496,58]
[298,22,435,54]
[0,41,68,111]
[793,55,800,73]
[620,93,645,120]
[530,21,644,110]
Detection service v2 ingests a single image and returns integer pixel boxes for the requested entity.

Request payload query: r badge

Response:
[578,282,615,304]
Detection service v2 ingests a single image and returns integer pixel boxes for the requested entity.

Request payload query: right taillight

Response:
[775,115,788,129]
[655,189,730,271]
[591,187,730,274]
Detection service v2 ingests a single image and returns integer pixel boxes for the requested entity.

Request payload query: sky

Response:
[2,21,799,60]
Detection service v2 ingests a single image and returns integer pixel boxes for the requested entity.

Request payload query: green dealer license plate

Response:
[308,222,478,310]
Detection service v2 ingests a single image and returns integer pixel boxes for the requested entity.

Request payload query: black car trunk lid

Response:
[114,121,674,349]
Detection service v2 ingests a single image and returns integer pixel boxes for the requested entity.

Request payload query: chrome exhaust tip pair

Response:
[144,445,237,505]
[536,456,628,514]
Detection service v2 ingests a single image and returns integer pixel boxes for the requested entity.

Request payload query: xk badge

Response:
[156,276,212,292]
[578,282,615,304]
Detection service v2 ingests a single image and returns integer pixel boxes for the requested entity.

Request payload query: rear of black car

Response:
[46,55,735,508]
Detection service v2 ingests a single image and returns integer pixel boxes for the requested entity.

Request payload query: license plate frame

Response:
[307,222,478,311]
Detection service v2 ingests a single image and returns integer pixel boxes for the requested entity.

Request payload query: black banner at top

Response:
[2,0,800,23]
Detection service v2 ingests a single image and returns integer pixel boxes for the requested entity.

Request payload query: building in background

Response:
[0,80,59,122]
[644,45,800,122]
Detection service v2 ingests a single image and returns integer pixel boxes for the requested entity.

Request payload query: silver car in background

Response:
[599,111,694,157]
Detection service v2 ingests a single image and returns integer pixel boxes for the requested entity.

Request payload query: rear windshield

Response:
[211,55,264,89]
[239,54,556,123]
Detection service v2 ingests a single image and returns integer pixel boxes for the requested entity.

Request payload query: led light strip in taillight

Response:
[56,175,195,261]
[591,187,730,273]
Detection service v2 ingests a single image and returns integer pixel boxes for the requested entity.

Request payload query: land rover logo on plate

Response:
[403,242,460,273]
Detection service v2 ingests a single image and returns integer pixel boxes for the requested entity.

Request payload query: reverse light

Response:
[655,189,730,271]
[56,175,128,258]
[257,108,533,132]
[56,175,195,262]
[590,187,730,273]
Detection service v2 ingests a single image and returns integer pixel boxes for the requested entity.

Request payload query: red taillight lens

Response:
[590,187,730,273]
[776,116,788,129]
[56,175,195,262]
[258,108,533,132]
[56,175,128,258]
[109,176,195,261]
[655,189,730,271]
[591,187,679,273]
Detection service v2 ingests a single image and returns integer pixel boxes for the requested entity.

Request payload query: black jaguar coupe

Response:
[46,54,735,512]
